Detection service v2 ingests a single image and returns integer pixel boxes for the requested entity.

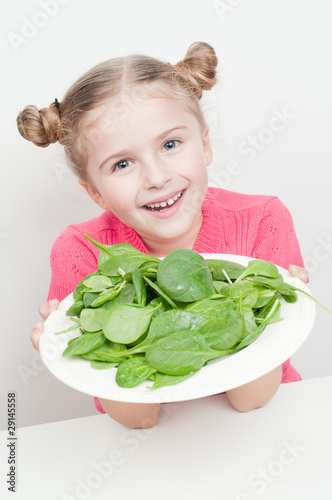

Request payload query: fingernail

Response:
[289,265,299,273]
[49,299,59,307]
[35,321,43,329]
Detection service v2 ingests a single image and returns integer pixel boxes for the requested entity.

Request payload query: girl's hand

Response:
[288,264,308,284]
[30,299,59,351]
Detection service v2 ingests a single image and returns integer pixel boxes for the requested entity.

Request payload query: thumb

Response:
[30,322,44,351]
[38,298,60,321]
[288,265,308,283]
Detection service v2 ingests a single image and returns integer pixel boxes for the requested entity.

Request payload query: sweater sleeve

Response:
[46,227,99,302]
[251,197,304,384]
[251,197,305,271]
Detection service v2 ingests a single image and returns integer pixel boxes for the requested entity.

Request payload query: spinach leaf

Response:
[224,281,255,300]
[100,253,159,277]
[54,319,80,336]
[235,259,280,282]
[89,281,126,307]
[116,357,157,388]
[253,288,277,308]
[185,297,235,314]
[62,331,106,357]
[91,361,118,370]
[103,302,162,344]
[199,310,245,350]
[150,371,197,389]
[205,259,246,280]
[72,270,101,299]
[101,283,136,310]
[80,308,105,332]
[241,288,260,308]
[254,295,284,325]
[146,297,171,317]
[143,275,178,309]
[73,282,88,301]
[83,275,115,292]
[81,340,127,362]
[157,249,214,302]
[98,309,204,358]
[89,289,119,308]
[149,309,207,338]
[132,269,147,306]
[247,276,298,303]
[83,292,100,308]
[123,260,159,282]
[240,305,258,335]
[185,299,237,337]
[66,294,85,317]
[286,287,332,312]
[234,299,282,351]
[145,331,233,376]
[84,234,140,266]
[212,281,231,294]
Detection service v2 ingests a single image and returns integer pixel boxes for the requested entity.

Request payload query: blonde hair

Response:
[17,41,218,181]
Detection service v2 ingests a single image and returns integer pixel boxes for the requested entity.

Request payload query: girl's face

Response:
[80,91,213,256]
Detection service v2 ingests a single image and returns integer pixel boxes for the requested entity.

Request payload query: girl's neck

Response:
[139,212,204,258]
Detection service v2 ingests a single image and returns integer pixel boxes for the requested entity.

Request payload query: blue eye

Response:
[163,139,180,150]
[114,159,131,171]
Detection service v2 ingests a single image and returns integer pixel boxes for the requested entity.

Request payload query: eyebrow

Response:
[99,126,188,170]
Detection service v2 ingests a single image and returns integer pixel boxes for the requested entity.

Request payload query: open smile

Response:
[143,190,184,212]
[141,189,186,218]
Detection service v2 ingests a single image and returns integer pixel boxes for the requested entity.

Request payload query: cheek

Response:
[189,155,209,183]
[179,149,206,175]
[100,180,137,212]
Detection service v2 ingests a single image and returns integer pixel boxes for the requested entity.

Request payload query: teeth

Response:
[146,191,183,210]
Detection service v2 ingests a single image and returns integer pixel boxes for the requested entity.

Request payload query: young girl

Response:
[18,42,308,429]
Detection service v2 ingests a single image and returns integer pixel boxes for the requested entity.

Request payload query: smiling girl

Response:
[17,42,308,428]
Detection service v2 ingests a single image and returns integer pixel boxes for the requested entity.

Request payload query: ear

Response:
[78,179,109,210]
[202,126,213,166]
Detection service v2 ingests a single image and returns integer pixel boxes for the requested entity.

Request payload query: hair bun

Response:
[174,41,218,99]
[16,101,63,148]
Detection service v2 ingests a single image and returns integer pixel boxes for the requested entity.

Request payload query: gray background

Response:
[1,0,331,429]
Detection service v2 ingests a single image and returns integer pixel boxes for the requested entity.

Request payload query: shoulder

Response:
[50,210,120,258]
[206,186,283,212]
[206,187,293,223]
[67,209,120,239]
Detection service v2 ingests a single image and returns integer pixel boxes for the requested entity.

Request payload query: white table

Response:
[1,376,332,500]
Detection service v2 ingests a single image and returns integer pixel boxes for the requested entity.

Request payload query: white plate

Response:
[40,254,316,403]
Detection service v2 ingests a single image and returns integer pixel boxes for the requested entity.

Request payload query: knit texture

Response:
[47,187,304,411]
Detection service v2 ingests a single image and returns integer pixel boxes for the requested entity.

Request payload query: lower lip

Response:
[141,190,186,219]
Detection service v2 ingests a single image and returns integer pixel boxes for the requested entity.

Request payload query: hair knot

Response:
[17,102,63,148]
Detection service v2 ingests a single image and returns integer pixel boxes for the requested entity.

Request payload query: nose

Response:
[142,157,172,189]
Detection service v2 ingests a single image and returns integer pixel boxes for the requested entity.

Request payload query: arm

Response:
[225,265,307,412]
[226,366,282,412]
[226,199,307,411]
[98,399,161,429]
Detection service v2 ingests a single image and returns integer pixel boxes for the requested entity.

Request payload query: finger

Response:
[288,265,309,283]
[30,322,44,351]
[38,299,59,321]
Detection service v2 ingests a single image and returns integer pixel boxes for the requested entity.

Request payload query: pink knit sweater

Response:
[47,187,304,411]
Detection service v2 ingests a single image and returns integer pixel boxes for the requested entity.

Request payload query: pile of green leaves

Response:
[55,234,325,390]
